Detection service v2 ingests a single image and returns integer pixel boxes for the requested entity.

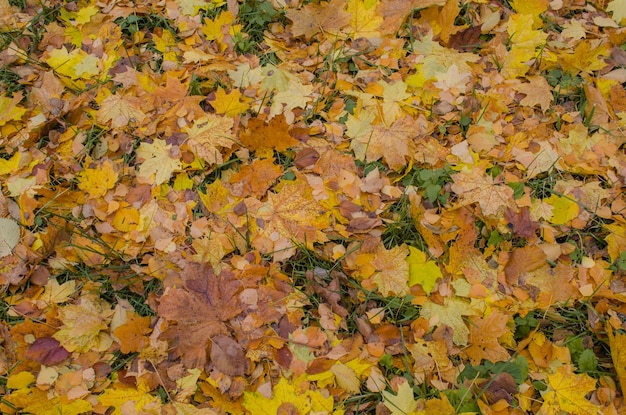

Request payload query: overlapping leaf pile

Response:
[1,0,626,413]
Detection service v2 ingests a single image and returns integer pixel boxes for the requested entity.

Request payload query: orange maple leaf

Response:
[464,310,511,365]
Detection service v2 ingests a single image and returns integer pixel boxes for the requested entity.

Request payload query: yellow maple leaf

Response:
[419,0,466,44]
[77,159,118,198]
[202,11,235,42]
[98,379,161,415]
[420,296,478,345]
[24,395,92,415]
[555,40,609,75]
[6,371,35,389]
[382,380,417,415]
[0,93,27,126]
[53,294,114,352]
[45,46,100,80]
[539,365,597,415]
[510,0,548,27]
[243,378,334,415]
[264,178,331,240]
[285,0,351,40]
[450,167,515,217]
[185,113,236,165]
[211,87,251,117]
[605,220,626,262]
[113,312,152,353]
[502,13,547,78]
[153,29,179,62]
[136,139,182,185]
[39,278,76,306]
[0,151,21,174]
[407,246,442,294]
[347,0,383,39]
[544,194,579,225]
[112,202,140,232]
[96,92,147,128]
[608,325,626,398]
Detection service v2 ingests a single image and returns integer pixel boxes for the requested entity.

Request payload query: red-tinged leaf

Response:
[24,337,70,365]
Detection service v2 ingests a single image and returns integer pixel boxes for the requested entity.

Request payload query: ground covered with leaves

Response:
[0,0,625,413]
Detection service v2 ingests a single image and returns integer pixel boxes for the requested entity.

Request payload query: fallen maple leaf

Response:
[184,113,236,165]
[464,310,511,365]
[98,379,161,415]
[420,296,478,346]
[158,262,244,369]
[539,365,597,415]
[513,76,554,112]
[53,294,114,353]
[136,139,182,185]
[285,0,351,40]
[113,313,152,354]
[77,159,118,198]
[382,380,417,415]
[369,243,410,297]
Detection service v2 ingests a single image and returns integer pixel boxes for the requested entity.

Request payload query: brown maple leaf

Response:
[505,206,540,238]
[158,262,244,369]
[285,0,351,40]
